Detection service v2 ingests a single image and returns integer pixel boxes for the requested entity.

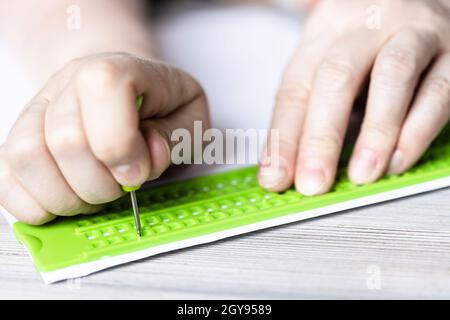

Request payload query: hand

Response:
[0,53,209,224]
[259,0,450,195]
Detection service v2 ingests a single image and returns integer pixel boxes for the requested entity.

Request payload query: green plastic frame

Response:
[13,126,450,272]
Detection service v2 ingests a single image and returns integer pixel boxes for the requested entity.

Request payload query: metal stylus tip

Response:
[130,191,142,237]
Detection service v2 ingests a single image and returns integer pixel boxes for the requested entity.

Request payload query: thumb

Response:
[125,59,210,180]
[77,57,209,188]
[140,91,210,180]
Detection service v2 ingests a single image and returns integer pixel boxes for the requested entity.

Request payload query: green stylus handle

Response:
[121,185,140,192]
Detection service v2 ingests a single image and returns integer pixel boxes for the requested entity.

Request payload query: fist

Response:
[0,52,209,224]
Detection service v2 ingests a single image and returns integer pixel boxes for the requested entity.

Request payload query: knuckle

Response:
[93,144,117,163]
[373,50,417,86]
[422,76,450,102]
[6,136,45,164]
[47,125,86,153]
[278,135,299,150]
[303,131,343,154]
[402,122,430,147]
[93,133,136,165]
[76,60,122,90]
[276,82,310,110]
[316,57,355,92]
[361,119,399,142]
[51,199,84,216]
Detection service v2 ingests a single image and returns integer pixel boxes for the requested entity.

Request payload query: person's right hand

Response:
[0,53,209,225]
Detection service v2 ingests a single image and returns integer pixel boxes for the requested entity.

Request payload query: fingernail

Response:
[388,150,404,174]
[121,185,141,193]
[258,165,286,189]
[112,163,142,186]
[297,167,325,196]
[349,148,378,184]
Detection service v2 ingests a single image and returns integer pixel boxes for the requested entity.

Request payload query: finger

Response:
[349,28,439,184]
[75,58,205,187]
[75,59,150,189]
[5,93,92,216]
[258,37,333,192]
[136,61,210,178]
[0,148,55,225]
[127,60,207,120]
[45,87,124,205]
[140,90,210,180]
[140,126,171,180]
[295,31,381,195]
[388,53,450,174]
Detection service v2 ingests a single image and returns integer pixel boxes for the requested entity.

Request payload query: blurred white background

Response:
[0,4,303,143]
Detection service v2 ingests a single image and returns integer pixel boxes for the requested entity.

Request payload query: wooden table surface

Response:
[1,187,449,299]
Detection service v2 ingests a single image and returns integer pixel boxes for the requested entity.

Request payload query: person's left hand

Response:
[259,0,450,195]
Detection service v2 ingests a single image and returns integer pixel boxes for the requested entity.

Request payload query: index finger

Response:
[76,57,204,188]
[295,31,381,195]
